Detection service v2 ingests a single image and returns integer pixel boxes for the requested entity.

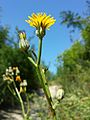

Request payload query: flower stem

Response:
[26,94,30,116]
[36,36,57,119]
[36,66,56,120]
[13,81,26,119]
[7,85,19,102]
[37,37,42,65]
[28,57,37,67]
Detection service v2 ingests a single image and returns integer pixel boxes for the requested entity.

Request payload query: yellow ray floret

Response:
[25,13,56,30]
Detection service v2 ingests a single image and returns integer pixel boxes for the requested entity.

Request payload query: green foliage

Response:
[57,4,90,91]
[56,94,90,120]
[0,26,9,45]
[60,11,83,29]
[0,26,41,106]
[53,5,90,119]
[57,41,85,78]
[82,24,90,60]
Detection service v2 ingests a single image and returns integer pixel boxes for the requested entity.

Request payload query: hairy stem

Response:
[36,66,56,120]
[37,38,42,65]
[36,36,57,119]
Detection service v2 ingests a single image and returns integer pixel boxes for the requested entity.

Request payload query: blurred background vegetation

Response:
[0,1,90,119]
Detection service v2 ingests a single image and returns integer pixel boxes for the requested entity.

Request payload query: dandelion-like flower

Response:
[25,13,56,38]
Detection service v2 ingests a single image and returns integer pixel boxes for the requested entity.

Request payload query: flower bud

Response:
[8,66,13,73]
[19,39,30,51]
[16,75,21,82]
[19,31,26,40]
[3,74,13,83]
[20,86,26,93]
[20,80,27,93]
[15,67,20,75]
[56,88,64,101]
[6,69,9,76]
[2,74,6,81]
[19,31,30,51]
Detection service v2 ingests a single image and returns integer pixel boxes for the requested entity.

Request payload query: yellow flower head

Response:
[25,13,56,38]
[25,13,55,30]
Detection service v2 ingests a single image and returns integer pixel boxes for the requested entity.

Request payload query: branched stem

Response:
[36,36,57,120]
[7,85,19,102]
[36,66,56,120]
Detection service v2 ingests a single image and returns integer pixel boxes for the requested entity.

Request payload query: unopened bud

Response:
[6,69,9,76]
[16,75,21,82]
[19,39,30,51]
[20,80,27,87]
[20,86,26,93]
[19,31,26,40]
[15,67,20,75]
[56,88,64,101]
[20,80,27,93]
[8,66,13,73]
[19,31,30,51]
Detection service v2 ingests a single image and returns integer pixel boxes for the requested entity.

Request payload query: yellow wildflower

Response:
[25,13,55,38]
[25,13,55,30]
